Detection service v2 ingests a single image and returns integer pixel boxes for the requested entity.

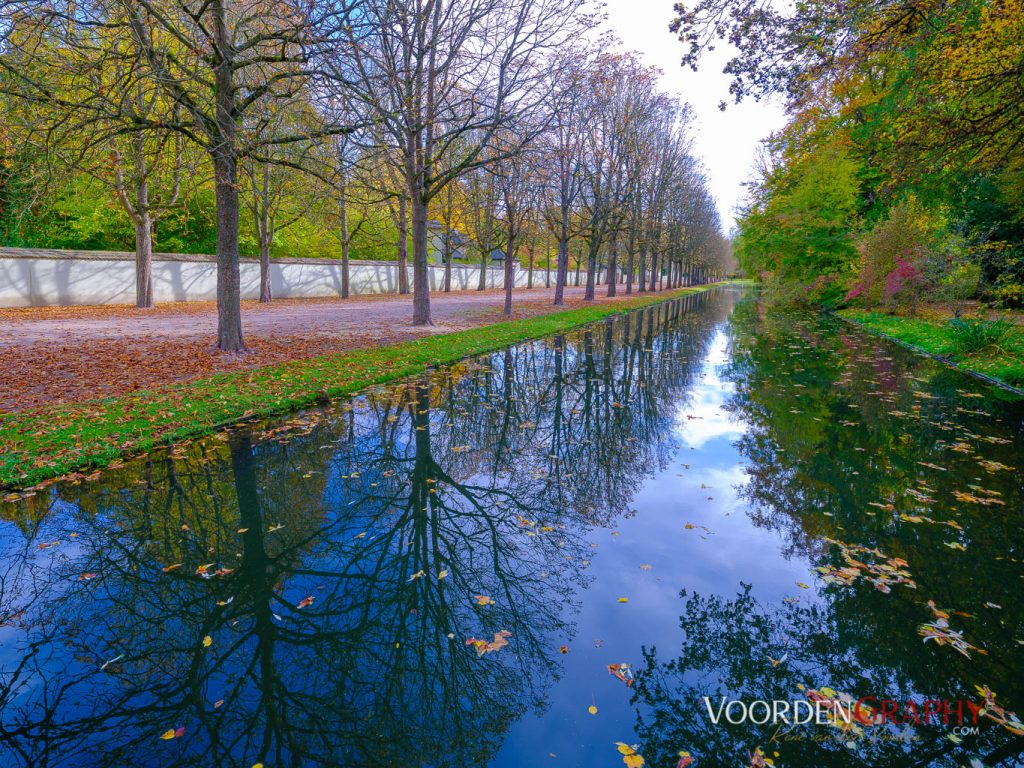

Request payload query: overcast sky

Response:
[601,0,787,230]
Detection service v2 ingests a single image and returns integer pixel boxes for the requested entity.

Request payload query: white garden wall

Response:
[0,247,577,307]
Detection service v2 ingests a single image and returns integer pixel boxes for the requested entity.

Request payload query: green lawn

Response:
[839,309,1024,392]
[1,284,733,491]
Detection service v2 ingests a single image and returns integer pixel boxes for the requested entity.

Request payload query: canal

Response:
[1,287,1022,767]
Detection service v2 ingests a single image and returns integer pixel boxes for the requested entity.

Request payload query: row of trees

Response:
[673,0,1024,309]
[0,0,731,350]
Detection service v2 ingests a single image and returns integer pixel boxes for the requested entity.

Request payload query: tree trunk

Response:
[527,245,534,289]
[638,241,647,293]
[443,225,452,292]
[411,193,431,325]
[339,173,350,299]
[478,248,488,290]
[214,149,246,351]
[134,207,154,309]
[503,237,515,315]
[257,163,272,303]
[212,1,245,352]
[553,218,569,305]
[545,246,551,289]
[583,238,598,301]
[259,237,272,303]
[396,195,410,294]
[606,232,618,298]
[648,249,659,293]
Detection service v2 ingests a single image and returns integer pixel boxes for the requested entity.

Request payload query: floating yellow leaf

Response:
[615,742,645,767]
[588,705,598,715]
[202,636,212,647]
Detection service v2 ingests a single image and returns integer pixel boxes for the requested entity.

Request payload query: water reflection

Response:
[0,291,728,767]
[634,303,1024,768]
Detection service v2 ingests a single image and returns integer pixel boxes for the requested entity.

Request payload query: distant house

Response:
[426,220,467,264]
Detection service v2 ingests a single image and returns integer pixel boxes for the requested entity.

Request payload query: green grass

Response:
[0,284,733,491]
[839,309,1024,392]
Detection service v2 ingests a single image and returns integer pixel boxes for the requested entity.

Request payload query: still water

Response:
[1,288,1022,768]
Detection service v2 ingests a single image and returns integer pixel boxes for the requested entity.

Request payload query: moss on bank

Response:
[1,284,734,491]
[839,309,1024,393]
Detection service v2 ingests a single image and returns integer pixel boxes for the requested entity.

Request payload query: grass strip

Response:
[1,283,736,490]
[838,309,1024,394]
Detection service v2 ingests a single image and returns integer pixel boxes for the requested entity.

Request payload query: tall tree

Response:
[337,0,596,324]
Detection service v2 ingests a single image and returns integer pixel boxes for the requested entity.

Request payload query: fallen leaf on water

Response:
[161,563,183,573]
[617,597,629,603]
[79,573,98,581]
[974,685,1024,736]
[297,596,314,609]
[214,699,224,708]
[559,645,570,654]
[639,564,652,571]
[977,460,1013,473]
[465,630,512,657]
[677,751,695,768]
[237,528,249,534]
[919,600,986,658]
[159,727,185,740]
[474,595,494,606]
[408,570,426,581]
[100,654,124,671]
[437,569,449,580]
[608,663,635,687]
[202,636,212,648]
[615,742,645,768]
[588,704,598,715]
[795,582,809,589]
[267,524,285,532]
[36,540,60,550]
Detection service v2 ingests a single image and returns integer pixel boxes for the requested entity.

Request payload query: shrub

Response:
[992,281,1024,309]
[848,197,966,313]
[946,315,1015,354]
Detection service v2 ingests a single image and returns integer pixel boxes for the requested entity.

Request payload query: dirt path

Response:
[0,286,650,412]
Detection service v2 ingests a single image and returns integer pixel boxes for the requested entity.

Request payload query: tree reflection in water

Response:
[0,290,727,767]
[634,301,1024,768]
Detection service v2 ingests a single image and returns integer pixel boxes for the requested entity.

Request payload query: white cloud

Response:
[675,331,745,448]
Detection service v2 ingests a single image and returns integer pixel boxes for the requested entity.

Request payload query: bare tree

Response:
[336,0,597,325]
[539,47,590,306]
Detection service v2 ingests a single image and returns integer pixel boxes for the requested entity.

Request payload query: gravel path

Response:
[0,285,647,412]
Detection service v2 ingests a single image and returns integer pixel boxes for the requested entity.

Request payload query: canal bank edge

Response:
[837,310,1024,398]
[0,282,744,492]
